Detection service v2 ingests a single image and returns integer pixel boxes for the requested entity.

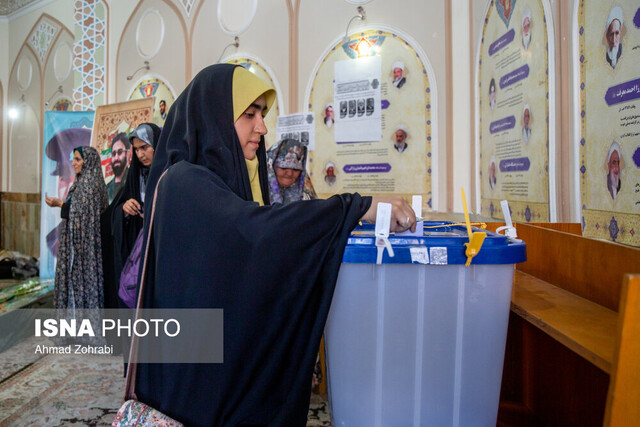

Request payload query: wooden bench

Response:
[511,270,617,374]
[490,223,640,426]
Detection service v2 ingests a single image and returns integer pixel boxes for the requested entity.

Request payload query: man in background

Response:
[106,132,131,202]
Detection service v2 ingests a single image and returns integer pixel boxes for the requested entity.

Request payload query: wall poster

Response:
[307,28,435,210]
[579,0,640,246]
[128,77,175,127]
[478,0,553,222]
[90,98,154,203]
[334,55,383,143]
[40,111,95,279]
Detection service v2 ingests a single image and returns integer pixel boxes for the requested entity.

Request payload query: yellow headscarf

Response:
[232,67,276,205]
[232,66,276,123]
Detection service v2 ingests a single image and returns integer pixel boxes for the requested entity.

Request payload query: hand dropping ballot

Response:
[375,202,394,264]
[396,195,424,237]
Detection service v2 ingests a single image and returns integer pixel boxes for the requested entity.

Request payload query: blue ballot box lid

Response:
[343,221,526,265]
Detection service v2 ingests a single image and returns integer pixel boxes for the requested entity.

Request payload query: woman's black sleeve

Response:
[60,201,70,219]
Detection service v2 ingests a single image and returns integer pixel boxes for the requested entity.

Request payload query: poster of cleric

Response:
[578,0,640,247]
[478,0,552,223]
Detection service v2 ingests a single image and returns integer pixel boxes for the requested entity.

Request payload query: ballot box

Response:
[325,222,526,426]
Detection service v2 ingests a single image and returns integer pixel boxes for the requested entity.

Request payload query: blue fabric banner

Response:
[40,111,95,279]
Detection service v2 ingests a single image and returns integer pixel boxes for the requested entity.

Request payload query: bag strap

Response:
[124,169,168,401]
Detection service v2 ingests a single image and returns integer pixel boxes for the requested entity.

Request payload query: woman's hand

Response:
[123,198,142,217]
[361,196,417,233]
[45,196,63,208]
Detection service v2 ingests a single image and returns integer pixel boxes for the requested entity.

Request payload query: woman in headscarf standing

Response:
[45,146,108,309]
[110,123,160,303]
[266,138,317,204]
[133,64,416,426]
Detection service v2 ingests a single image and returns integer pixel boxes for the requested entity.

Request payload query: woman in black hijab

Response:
[110,122,161,305]
[134,64,416,426]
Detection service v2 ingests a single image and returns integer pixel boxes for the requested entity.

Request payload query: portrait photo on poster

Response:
[323,103,334,128]
[522,104,532,144]
[357,98,365,117]
[158,99,168,121]
[391,61,408,89]
[393,125,409,153]
[105,131,133,203]
[366,97,375,116]
[324,161,337,186]
[605,140,623,200]
[603,6,625,69]
[521,8,532,51]
[489,156,497,191]
[489,78,497,110]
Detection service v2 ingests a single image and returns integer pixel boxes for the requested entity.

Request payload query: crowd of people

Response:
[45,63,417,425]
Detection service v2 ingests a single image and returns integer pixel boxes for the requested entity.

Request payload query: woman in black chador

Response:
[110,123,161,304]
[135,64,416,426]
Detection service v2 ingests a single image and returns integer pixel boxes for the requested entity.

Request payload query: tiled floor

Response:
[0,336,331,426]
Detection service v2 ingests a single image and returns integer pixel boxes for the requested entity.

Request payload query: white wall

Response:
[299,0,450,210]
[192,0,290,107]
[451,0,472,212]
[1,0,75,191]
[1,0,475,210]
[6,0,75,72]
[106,0,138,103]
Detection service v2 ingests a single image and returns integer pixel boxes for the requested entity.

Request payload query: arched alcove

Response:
[305,25,438,210]
[8,46,43,193]
[44,22,75,115]
[116,0,188,101]
[8,105,41,193]
[476,0,555,222]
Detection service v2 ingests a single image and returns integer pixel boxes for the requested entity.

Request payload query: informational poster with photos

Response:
[90,98,154,203]
[579,0,640,246]
[40,111,95,279]
[276,113,315,150]
[334,56,382,143]
[308,29,434,210]
[478,0,551,222]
